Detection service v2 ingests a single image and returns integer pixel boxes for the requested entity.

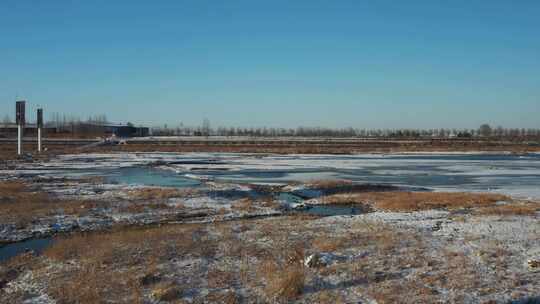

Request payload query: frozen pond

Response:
[8,152,540,199]
[104,167,200,188]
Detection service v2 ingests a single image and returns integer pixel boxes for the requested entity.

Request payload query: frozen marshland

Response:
[9,152,540,198]
[1,152,539,303]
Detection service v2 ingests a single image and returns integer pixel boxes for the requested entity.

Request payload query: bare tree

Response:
[202,118,211,137]
[2,114,10,127]
[478,124,492,137]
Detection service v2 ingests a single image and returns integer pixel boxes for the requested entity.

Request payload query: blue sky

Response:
[1,0,539,128]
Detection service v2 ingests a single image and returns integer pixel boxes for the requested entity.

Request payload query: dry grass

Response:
[119,201,173,213]
[42,224,214,303]
[308,221,439,303]
[347,219,401,253]
[48,262,144,304]
[249,219,413,302]
[259,198,281,209]
[124,187,194,200]
[315,290,345,304]
[3,206,532,303]
[306,179,353,189]
[208,269,236,289]
[475,202,539,216]
[44,224,212,262]
[231,198,257,213]
[311,236,348,252]
[86,140,540,155]
[204,291,239,304]
[259,248,306,303]
[0,181,98,225]
[366,278,439,304]
[35,222,226,303]
[432,250,482,290]
[150,282,183,302]
[320,191,511,211]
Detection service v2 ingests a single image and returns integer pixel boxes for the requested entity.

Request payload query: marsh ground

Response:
[0,152,539,303]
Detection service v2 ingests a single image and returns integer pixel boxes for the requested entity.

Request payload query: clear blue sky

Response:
[1,0,539,129]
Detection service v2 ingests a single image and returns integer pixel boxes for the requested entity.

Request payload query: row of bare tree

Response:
[151,123,540,139]
[2,113,538,139]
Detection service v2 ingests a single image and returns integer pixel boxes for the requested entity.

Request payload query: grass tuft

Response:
[320,191,511,211]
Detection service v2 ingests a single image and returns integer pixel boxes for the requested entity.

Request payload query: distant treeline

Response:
[151,123,540,139]
[3,113,539,139]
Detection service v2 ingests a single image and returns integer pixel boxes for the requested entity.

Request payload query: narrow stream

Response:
[0,238,54,263]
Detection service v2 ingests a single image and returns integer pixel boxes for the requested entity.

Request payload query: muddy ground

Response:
[2,137,540,163]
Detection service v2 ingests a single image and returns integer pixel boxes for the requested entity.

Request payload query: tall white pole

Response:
[17,124,22,155]
[37,108,43,153]
[38,127,42,152]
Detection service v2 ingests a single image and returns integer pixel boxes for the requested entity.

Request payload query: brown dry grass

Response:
[44,224,213,262]
[204,291,239,304]
[150,282,183,302]
[429,250,482,290]
[259,198,281,209]
[49,262,144,304]
[306,179,353,189]
[125,187,195,200]
[244,217,406,302]
[311,236,348,252]
[36,221,222,303]
[231,197,257,213]
[475,202,539,216]
[0,181,99,225]
[43,224,213,303]
[309,220,439,303]
[321,191,511,211]
[315,291,346,304]
[208,269,236,289]
[258,246,306,303]
[3,206,531,303]
[87,140,540,155]
[119,201,174,213]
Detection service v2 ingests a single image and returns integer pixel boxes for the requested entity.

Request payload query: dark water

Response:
[0,238,54,263]
[278,192,305,204]
[278,192,368,216]
[302,204,364,216]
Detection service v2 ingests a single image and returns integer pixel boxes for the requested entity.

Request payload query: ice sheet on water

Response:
[5,152,540,199]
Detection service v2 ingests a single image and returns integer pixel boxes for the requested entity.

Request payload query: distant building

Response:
[0,123,149,138]
[102,124,149,137]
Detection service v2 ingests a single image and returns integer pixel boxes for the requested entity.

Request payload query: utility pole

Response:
[37,108,43,152]
[15,101,26,156]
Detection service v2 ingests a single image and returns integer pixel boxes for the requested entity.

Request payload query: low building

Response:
[102,124,149,137]
[0,123,149,138]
